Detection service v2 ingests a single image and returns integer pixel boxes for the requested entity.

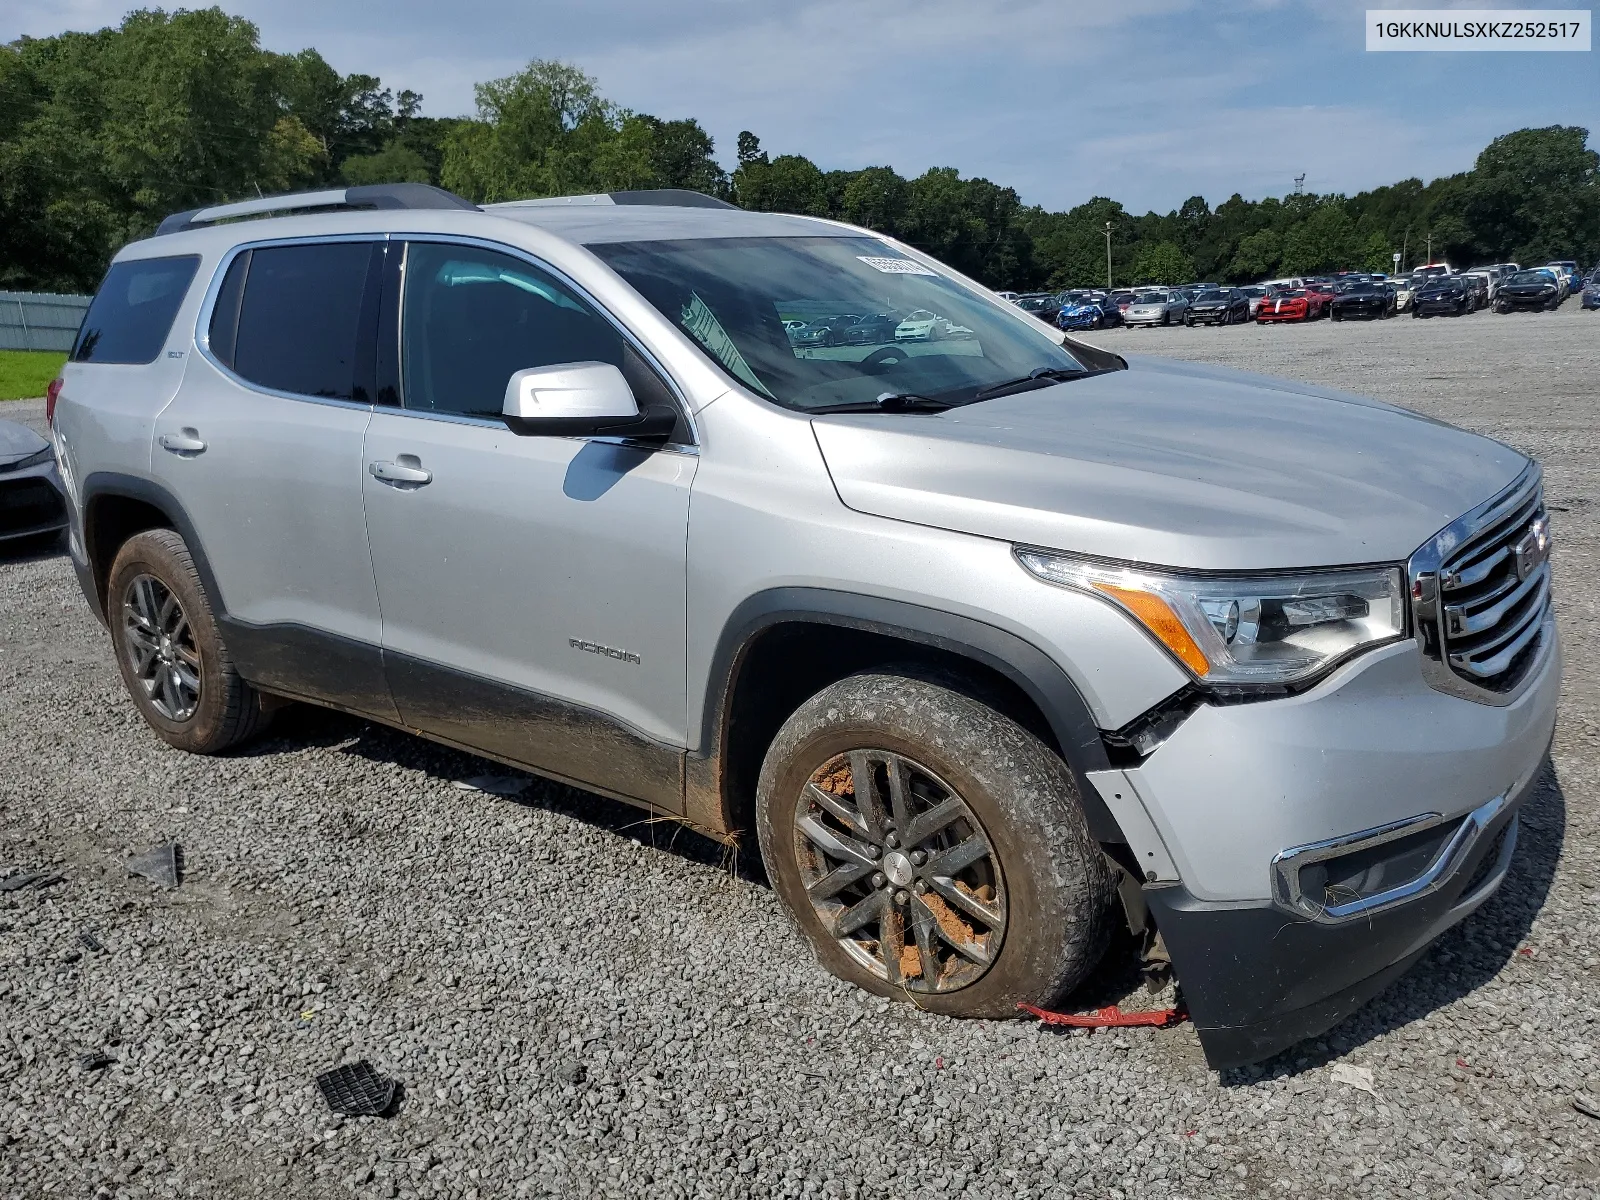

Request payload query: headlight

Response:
[8,446,54,470]
[1016,550,1406,687]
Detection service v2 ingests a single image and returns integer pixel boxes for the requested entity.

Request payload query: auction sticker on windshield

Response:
[856,255,938,276]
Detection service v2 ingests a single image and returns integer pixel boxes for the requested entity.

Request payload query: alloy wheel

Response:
[122,573,201,721]
[792,749,1006,993]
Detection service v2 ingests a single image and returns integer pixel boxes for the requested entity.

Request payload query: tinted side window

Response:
[73,255,200,364]
[400,242,625,417]
[233,242,374,400]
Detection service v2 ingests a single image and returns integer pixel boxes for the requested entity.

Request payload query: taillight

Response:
[45,376,63,427]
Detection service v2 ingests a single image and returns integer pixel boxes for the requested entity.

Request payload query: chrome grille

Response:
[1409,465,1552,705]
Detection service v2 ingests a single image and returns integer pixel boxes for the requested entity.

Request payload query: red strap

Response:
[1018,1001,1188,1029]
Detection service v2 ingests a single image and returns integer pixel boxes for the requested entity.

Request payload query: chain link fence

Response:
[0,291,91,353]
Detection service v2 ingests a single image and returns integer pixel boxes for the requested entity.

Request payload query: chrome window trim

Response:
[1407,461,1550,705]
[1271,789,1510,924]
[192,233,384,412]
[387,234,699,451]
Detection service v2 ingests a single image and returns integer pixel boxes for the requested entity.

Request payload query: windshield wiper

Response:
[810,392,957,414]
[971,366,1095,402]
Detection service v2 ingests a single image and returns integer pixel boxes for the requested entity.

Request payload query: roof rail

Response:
[155,183,479,236]
[490,189,736,211]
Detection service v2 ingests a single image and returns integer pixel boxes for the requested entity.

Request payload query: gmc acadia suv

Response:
[49,184,1559,1068]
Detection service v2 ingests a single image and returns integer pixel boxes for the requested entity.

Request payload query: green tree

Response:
[1281,204,1362,274]
[1359,230,1394,274]
[1227,228,1281,280]
[1132,241,1193,284]
[1462,126,1599,264]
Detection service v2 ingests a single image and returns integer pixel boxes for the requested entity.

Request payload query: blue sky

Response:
[13,0,1599,212]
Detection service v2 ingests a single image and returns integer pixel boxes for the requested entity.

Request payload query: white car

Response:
[1123,291,1189,327]
[1462,269,1501,302]
[894,309,953,341]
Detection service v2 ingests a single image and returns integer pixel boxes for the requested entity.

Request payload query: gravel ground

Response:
[3,305,1600,1200]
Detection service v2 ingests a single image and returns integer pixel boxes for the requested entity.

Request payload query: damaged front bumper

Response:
[1085,629,1560,1069]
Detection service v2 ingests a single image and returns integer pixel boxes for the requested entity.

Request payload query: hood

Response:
[0,419,48,464]
[810,356,1527,571]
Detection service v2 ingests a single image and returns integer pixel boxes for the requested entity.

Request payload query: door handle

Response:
[369,459,432,486]
[158,428,206,455]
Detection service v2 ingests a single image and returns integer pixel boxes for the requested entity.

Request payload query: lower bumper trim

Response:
[1150,767,1536,1069]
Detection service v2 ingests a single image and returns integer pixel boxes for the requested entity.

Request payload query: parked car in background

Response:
[1015,293,1065,324]
[1414,263,1453,280]
[1259,276,1304,292]
[996,290,1019,302]
[1124,291,1189,327]
[1496,270,1564,313]
[1330,281,1396,321]
[1412,277,1471,317]
[789,314,862,348]
[894,309,957,341]
[1236,285,1271,317]
[0,418,67,550]
[1394,275,1429,312]
[840,313,901,345]
[1582,275,1600,310]
[1459,273,1489,311]
[1256,289,1326,323]
[1055,295,1122,331]
[1303,280,1340,311]
[1546,261,1581,294]
[1108,290,1139,316]
[1184,288,1249,326]
[1464,267,1503,302]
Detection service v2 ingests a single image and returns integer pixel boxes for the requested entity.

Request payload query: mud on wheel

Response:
[756,671,1114,1017]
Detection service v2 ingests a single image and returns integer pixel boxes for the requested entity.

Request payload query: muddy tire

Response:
[756,671,1113,1017]
[107,528,272,754]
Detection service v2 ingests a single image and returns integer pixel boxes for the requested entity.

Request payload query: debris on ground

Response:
[452,775,530,797]
[77,929,102,952]
[1574,1093,1600,1120]
[1018,1001,1188,1029]
[78,1052,112,1071]
[315,1061,398,1117]
[1330,1063,1376,1094]
[126,844,182,889]
[0,870,63,893]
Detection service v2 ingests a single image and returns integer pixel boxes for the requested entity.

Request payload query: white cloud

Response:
[8,0,1597,211]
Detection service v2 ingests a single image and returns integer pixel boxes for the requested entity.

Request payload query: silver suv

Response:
[50,184,1559,1068]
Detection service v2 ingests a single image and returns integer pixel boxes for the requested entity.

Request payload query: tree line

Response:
[3,8,1596,294]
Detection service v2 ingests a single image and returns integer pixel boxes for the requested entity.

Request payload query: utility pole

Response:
[1425,231,1432,265]
[1400,228,1408,272]
[1104,221,1112,289]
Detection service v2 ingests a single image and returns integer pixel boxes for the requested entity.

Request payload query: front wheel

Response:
[107,528,274,753]
[756,672,1113,1016]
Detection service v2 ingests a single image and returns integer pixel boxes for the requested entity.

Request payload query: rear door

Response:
[361,239,696,810]
[149,238,395,717]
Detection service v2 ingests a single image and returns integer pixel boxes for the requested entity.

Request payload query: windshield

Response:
[591,236,1091,411]
[1508,271,1550,285]
[1018,295,1053,310]
[1134,293,1168,304]
[1194,289,1228,302]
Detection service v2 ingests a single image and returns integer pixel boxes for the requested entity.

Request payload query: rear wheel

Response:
[756,672,1113,1017]
[107,529,273,754]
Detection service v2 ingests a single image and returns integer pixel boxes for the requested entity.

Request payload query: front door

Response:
[150,239,394,718]
[361,240,696,811]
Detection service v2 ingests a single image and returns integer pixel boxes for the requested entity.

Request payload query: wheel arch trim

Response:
[78,472,224,625]
[689,587,1121,839]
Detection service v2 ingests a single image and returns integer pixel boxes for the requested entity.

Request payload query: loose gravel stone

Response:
[2,308,1599,1197]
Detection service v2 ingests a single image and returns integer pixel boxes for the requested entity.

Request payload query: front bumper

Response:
[1146,766,1532,1068]
[0,462,68,543]
[1090,625,1559,1067]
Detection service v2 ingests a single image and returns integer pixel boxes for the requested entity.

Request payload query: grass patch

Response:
[0,350,67,402]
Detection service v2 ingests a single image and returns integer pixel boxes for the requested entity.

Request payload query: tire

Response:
[106,528,273,754]
[755,671,1113,1018]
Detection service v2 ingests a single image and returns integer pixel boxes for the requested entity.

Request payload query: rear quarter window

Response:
[72,255,200,364]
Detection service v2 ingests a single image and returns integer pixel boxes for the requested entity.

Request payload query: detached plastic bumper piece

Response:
[316,1061,397,1117]
[1150,768,1535,1069]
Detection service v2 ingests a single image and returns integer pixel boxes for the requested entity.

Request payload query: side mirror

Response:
[501,361,676,442]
